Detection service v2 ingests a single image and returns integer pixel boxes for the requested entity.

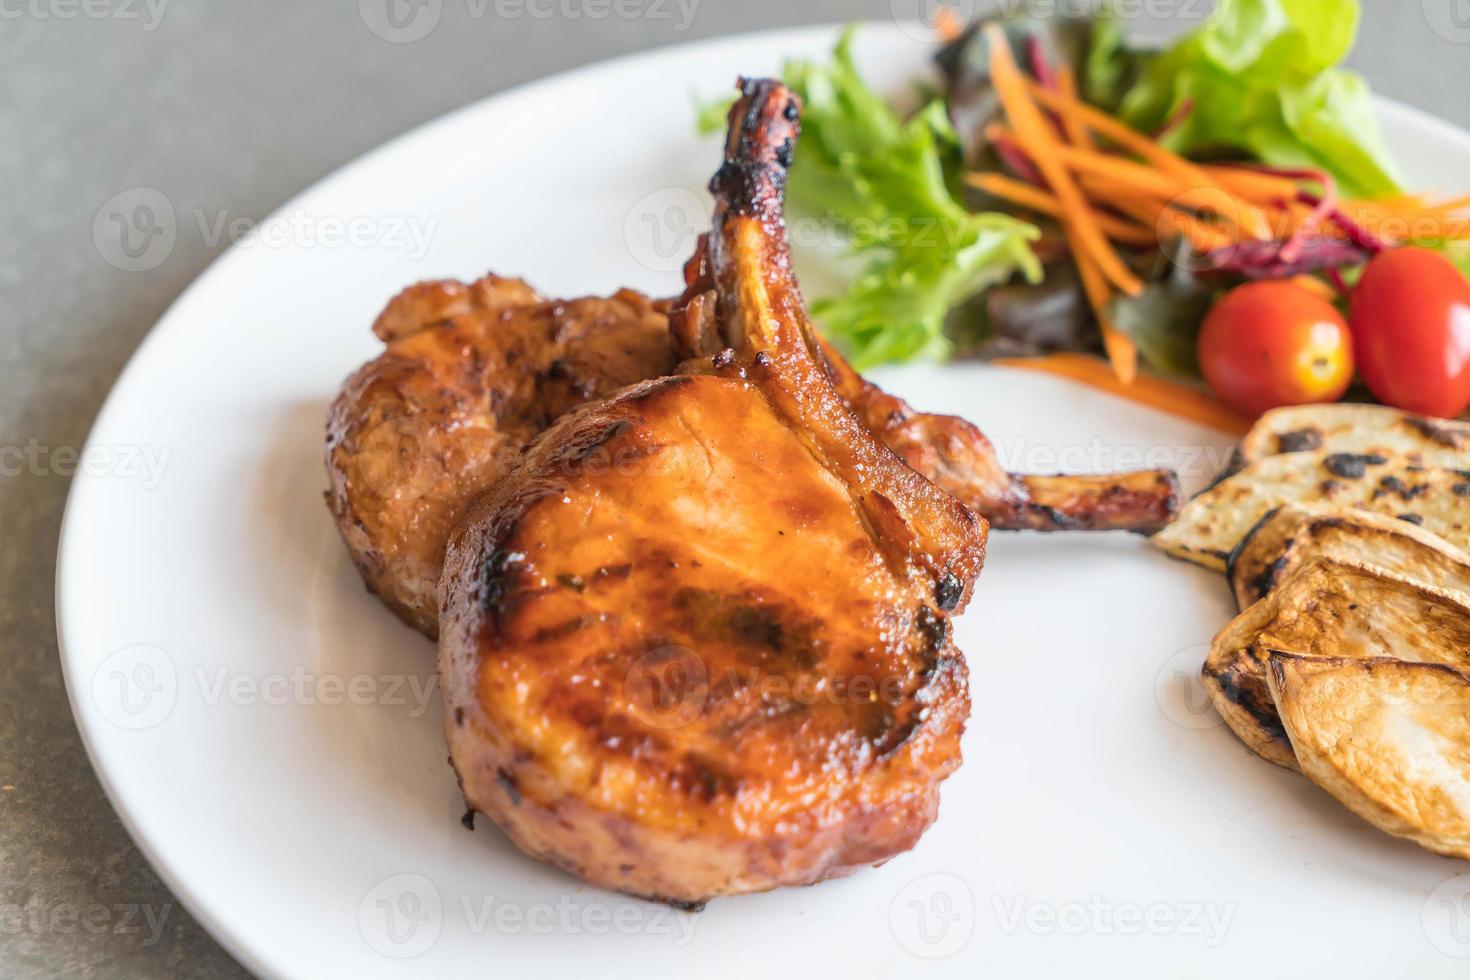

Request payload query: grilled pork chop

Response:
[438,78,981,904]
[329,269,1176,640]
[325,278,676,635]
[674,234,1180,533]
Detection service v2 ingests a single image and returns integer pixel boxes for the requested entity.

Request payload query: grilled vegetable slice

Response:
[1229,504,1470,607]
[1267,653,1470,860]
[1153,451,1470,571]
[1239,403,1470,466]
[1204,559,1470,769]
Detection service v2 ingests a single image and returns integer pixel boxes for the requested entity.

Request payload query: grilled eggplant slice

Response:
[1153,451,1470,571]
[1267,653,1470,860]
[1203,558,1470,769]
[1240,404,1470,466]
[1229,504,1470,607]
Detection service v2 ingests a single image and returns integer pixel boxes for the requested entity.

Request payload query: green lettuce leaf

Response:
[695,29,1038,370]
[1118,0,1402,200]
[781,30,1041,369]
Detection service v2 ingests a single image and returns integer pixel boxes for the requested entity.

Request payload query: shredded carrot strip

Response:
[934,7,963,42]
[1424,194,1470,215]
[1054,66,1090,148]
[1026,82,1271,240]
[1056,82,1136,384]
[961,30,1470,397]
[1363,194,1438,214]
[993,354,1254,435]
[1077,175,1232,252]
[988,122,1260,236]
[983,25,1144,302]
[967,173,1158,245]
[1072,246,1137,384]
[1201,166,1302,203]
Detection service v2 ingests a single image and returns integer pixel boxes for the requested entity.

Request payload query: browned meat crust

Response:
[438,79,980,904]
[325,276,676,636]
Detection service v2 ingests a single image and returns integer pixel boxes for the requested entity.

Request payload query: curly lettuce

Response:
[1117,0,1403,200]
[700,28,1041,369]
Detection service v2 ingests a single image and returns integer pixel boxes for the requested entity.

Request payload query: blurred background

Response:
[2,2,1467,975]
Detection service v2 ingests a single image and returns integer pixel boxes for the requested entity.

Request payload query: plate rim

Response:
[53,19,1470,979]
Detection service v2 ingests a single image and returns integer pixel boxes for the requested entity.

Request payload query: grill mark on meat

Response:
[916,606,949,655]
[436,80,976,905]
[532,613,613,644]
[496,768,523,807]
[934,572,963,612]
[672,587,824,670]
[480,546,525,624]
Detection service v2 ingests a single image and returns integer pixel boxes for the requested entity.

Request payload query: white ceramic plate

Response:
[58,22,1470,979]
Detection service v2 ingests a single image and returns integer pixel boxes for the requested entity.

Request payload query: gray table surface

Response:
[3,2,1467,976]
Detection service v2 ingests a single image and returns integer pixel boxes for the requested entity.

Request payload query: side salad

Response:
[699,0,1470,427]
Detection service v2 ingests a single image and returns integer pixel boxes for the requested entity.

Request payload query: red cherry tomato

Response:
[1349,247,1470,418]
[1197,280,1355,418]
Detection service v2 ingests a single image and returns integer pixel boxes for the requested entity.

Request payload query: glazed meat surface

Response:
[330,278,1175,639]
[438,79,981,904]
[676,240,1178,534]
[325,278,676,636]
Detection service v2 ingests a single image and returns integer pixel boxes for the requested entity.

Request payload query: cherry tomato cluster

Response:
[1197,248,1470,419]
